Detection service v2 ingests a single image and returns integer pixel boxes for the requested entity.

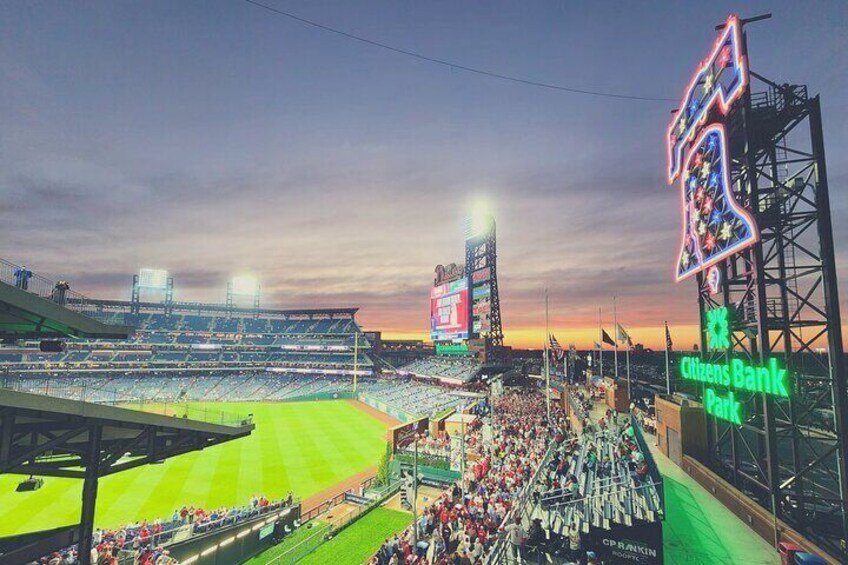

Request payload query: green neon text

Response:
[704,388,742,424]
[679,356,790,398]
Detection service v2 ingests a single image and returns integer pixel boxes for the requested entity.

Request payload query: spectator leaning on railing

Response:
[30,495,295,565]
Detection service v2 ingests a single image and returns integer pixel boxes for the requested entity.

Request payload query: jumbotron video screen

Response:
[430,278,469,341]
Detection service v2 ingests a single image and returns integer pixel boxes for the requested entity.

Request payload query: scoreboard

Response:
[430,279,469,341]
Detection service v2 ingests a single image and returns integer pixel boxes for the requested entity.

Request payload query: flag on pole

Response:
[665,321,673,351]
[601,329,616,347]
[616,323,632,347]
[593,341,601,350]
[549,334,564,360]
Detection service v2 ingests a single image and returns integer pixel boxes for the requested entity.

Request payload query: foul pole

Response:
[353,330,359,394]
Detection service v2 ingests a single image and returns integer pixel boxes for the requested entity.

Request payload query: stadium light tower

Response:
[131,268,173,316]
[352,327,360,394]
[226,275,260,318]
[464,198,504,361]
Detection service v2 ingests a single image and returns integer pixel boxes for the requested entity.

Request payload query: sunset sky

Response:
[2,1,847,350]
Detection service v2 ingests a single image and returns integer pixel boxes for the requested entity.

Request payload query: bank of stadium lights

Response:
[230,275,259,296]
[466,198,494,239]
[137,268,168,290]
[132,268,173,315]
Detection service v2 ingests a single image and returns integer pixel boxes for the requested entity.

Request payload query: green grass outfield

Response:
[0,401,390,537]
[297,508,411,565]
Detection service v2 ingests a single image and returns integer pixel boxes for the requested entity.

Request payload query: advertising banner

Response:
[586,522,663,565]
[472,300,491,316]
[436,342,470,355]
[472,285,490,300]
[471,267,491,284]
[391,418,430,451]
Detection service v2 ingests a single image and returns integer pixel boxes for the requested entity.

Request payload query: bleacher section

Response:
[532,424,664,540]
[399,355,480,384]
[0,308,373,377]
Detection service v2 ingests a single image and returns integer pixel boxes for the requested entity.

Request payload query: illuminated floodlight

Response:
[138,268,168,290]
[466,198,493,239]
[230,275,259,296]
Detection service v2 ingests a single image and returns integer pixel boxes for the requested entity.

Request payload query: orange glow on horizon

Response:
[378,323,848,351]
[378,324,704,351]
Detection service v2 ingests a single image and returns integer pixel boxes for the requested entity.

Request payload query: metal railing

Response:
[0,375,252,427]
[0,257,114,323]
[630,413,665,513]
[259,522,332,565]
[486,440,557,564]
[395,449,451,470]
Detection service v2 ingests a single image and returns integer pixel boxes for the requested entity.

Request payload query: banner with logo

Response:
[586,522,663,565]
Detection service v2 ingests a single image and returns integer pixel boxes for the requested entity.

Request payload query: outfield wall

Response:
[283,391,356,403]
[163,504,300,565]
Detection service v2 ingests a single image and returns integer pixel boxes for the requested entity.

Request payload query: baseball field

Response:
[0,400,391,536]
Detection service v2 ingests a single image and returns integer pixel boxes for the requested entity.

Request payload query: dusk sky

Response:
[2,1,847,349]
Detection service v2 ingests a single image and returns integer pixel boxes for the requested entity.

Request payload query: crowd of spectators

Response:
[568,389,592,426]
[369,390,568,565]
[631,404,656,435]
[31,494,294,565]
[397,429,451,459]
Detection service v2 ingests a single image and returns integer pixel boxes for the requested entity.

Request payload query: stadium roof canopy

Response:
[0,389,253,564]
[0,281,134,340]
[0,389,253,478]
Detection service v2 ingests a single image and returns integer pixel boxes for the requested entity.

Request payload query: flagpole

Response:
[613,296,619,380]
[598,308,603,379]
[664,321,671,395]
[626,336,631,401]
[545,289,551,423]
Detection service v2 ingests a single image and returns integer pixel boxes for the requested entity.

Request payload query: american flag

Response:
[549,334,564,360]
[665,321,673,352]
[616,323,632,347]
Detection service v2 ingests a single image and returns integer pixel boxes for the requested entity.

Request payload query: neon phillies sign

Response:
[679,356,791,424]
[667,15,757,282]
[667,14,748,183]
[673,123,758,281]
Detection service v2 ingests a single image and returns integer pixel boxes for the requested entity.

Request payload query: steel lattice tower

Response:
[694,41,848,558]
[465,217,504,359]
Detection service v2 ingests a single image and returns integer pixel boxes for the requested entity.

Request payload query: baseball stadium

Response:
[2,5,847,565]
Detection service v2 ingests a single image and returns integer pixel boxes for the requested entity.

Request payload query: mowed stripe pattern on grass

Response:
[0,401,389,536]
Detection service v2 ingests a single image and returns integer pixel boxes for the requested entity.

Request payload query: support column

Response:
[79,424,102,565]
[809,96,848,556]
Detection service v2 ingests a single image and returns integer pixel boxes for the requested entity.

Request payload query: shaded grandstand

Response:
[0,301,374,377]
[397,355,481,385]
